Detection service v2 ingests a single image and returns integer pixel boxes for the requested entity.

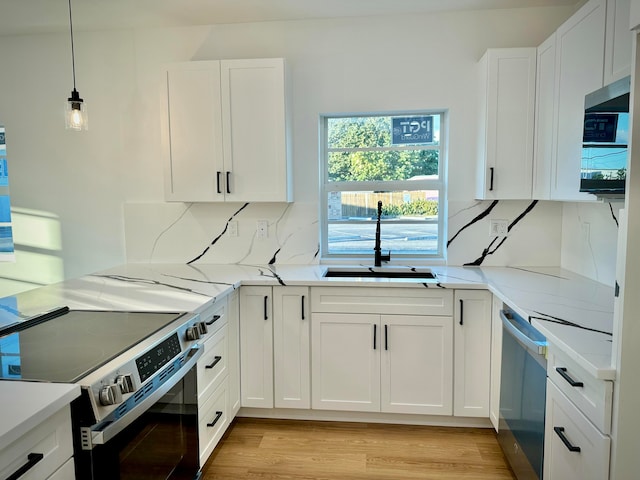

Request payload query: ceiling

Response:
[0,0,581,36]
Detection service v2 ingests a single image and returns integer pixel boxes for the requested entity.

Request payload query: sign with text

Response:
[392,116,433,145]
[583,113,618,143]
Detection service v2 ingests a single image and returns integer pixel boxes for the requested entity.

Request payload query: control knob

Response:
[99,384,123,406]
[116,373,136,394]
[185,325,201,341]
[197,321,208,336]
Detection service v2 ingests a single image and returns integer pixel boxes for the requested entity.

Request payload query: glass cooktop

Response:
[0,310,185,383]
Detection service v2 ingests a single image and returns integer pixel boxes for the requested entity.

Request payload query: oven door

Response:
[74,347,202,480]
[498,309,547,480]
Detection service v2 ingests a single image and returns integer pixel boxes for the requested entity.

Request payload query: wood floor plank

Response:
[200,418,516,480]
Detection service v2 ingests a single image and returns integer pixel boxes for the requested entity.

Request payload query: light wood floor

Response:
[200,418,516,480]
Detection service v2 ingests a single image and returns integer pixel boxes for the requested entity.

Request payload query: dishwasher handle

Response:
[500,310,547,356]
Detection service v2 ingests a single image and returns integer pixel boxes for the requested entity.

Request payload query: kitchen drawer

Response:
[0,406,73,480]
[198,379,229,466]
[48,457,75,480]
[547,346,613,434]
[311,287,453,316]
[197,324,228,401]
[197,296,228,341]
[544,380,610,480]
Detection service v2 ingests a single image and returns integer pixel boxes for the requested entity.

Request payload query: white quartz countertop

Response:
[0,381,80,452]
[0,263,615,394]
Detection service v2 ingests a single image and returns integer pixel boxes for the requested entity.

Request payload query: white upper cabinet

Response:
[550,0,606,201]
[604,0,632,85]
[533,33,556,200]
[476,48,537,200]
[631,0,640,29]
[162,58,292,203]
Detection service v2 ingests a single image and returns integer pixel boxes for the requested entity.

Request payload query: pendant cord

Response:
[68,0,76,90]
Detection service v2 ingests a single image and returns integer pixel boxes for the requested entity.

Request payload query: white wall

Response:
[0,7,577,294]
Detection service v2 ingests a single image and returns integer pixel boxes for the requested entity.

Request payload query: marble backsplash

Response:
[124,199,567,269]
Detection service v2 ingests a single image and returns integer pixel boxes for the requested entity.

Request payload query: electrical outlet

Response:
[228,220,238,237]
[581,222,590,242]
[490,219,509,237]
[256,220,268,239]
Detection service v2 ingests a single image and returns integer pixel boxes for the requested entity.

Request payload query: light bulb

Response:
[65,89,88,131]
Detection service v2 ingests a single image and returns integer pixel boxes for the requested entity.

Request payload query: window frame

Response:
[319,111,447,264]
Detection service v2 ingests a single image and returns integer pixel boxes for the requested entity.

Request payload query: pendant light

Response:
[65,0,88,131]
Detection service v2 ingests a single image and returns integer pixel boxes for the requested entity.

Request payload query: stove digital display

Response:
[136,333,182,382]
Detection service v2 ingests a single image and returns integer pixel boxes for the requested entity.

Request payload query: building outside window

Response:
[320,112,446,262]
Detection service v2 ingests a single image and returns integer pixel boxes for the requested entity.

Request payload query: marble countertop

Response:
[0,263,615,380]
[0,382,80,452]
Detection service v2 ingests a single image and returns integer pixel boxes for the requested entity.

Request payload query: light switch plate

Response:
[490,219,509,237]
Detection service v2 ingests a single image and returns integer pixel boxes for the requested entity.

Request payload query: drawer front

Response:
[548,346,613,434]
[197,297,228,341]
[48,457,75,480]
[197,324,228,401]
[199,380,229,466]
[0,407,73,480]
[544,380,610,480]
[311,287,453,316]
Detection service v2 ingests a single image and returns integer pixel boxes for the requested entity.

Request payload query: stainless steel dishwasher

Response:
[498,306,547,480]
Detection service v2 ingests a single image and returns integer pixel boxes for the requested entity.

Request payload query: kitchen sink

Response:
[323,267,437,280]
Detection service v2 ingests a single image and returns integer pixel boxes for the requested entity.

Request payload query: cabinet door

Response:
[162,61,225,202]
[489,295,503,431]
[311,313,380,412]
[273,286,310,409]
[220,58,291,202]
[551,0,606,200]
[533,33,556,200]
[454,290,492,417]
[476,48,536,200]
[227,289,241,416]
[381,315,453,415]
[604,0,632,85]
[240,286,273,408]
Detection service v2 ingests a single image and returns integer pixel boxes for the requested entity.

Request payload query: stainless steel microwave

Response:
[581,75,630,198]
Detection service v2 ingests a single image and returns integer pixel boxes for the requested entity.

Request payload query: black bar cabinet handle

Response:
[385,324,388,351]
[489,167,494,191]
[205,356,222,369]
[554,427,581,452]
[301,295,305,320]
[226,171,231,194]
[459,299,464,325]
[264,296,269,320]
[216,171,222,194]
[556,367,584,387]
[373,324,377,350]
[6,453,44,480]
[207,411,224,428]
[206,315,221,326]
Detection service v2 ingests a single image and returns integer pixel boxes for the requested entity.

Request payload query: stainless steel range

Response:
[0,306,209,480]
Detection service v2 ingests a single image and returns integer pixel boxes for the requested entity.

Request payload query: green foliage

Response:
[381,200,438,217]
[327,117,438,182]
[617,168,627,180]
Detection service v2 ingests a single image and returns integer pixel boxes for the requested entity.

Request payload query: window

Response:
[320,112,446,261]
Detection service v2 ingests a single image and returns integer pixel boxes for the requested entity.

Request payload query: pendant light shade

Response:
[65,0,87,131]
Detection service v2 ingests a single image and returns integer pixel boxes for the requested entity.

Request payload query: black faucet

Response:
[374,200,391,267]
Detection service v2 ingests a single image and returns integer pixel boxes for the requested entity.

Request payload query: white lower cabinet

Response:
[195,293,239,466]
[273,286,310,409]
[0,406,74,480]
[240,286,310,410]
[240,286,274,408]
[311,287,455,415]
[454,290,492,417]
[544,380,610,480]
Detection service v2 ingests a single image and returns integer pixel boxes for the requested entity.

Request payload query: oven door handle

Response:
[88,345,203,447]
[500,310,547,356]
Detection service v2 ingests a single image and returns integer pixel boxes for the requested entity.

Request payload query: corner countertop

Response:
[0,262,615,384]
[0,381,80,452]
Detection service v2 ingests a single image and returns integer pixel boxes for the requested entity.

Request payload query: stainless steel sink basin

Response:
[323,267,437,280]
